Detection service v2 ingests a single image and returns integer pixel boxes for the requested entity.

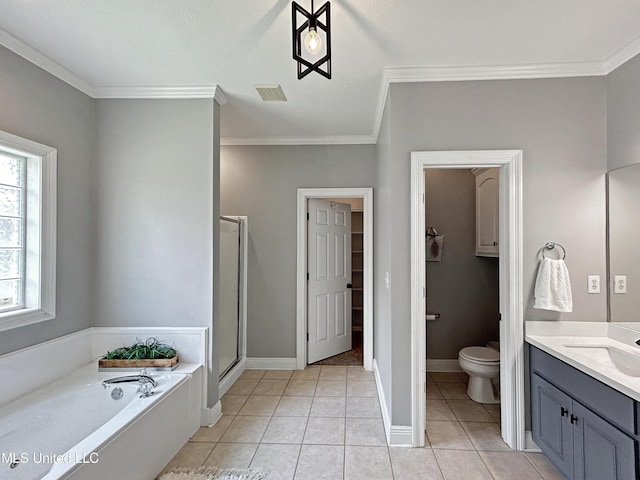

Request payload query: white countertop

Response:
[525,321,640,402]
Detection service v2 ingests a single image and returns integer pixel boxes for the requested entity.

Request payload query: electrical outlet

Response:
[614,275,627,294]
[587,275,600,294]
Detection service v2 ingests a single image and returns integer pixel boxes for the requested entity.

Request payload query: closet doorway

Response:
[296,188,374,371]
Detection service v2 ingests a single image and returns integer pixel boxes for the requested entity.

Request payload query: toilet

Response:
[458,344,500,404]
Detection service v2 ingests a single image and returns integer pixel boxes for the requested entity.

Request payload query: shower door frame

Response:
[410,150,524,449]
[218,216,249,396]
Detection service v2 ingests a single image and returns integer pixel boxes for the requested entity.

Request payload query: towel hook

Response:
[542,242,566,260]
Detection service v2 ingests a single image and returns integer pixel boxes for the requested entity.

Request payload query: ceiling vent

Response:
[254,84,288,101]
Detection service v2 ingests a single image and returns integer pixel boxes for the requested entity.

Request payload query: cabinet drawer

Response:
[530,346,635,436]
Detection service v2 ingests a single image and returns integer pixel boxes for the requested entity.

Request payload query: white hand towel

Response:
[534,257,573,312]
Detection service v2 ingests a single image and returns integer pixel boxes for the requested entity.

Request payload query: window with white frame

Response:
[0,130,56,331]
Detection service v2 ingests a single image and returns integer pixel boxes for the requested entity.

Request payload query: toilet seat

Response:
[459,346,499,364]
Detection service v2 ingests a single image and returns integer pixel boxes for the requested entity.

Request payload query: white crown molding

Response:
[5,20,640,145]
[602,34,640,74]
[213,86,228,105]
[383,61,607,84]
[0,27,95,97]
[371,60,609,143]
[221,134,376,146]
[93,85,226,103]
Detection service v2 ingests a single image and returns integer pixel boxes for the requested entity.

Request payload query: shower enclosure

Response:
[218,216,245,379]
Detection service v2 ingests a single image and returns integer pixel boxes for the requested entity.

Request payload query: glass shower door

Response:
[219,217,241,379]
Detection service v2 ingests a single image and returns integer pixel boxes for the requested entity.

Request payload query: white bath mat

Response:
[158,466,266,480]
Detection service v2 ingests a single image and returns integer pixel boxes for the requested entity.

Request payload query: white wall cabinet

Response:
[474,168,499,257]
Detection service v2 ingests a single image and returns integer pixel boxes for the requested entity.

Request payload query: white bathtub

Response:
[0,368,198,480]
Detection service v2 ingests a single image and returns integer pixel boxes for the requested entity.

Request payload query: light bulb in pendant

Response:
[304,28,322,55]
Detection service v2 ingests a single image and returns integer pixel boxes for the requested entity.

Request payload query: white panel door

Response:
[308,199,352,364]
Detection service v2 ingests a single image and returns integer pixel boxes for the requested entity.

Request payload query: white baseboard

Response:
[426,359,462,372]
[219,357,246,396]
[201,400,222,427]
[373,358,392,445]
[524,430,541,452]
[246,357,297,370]
[389,426,413,447]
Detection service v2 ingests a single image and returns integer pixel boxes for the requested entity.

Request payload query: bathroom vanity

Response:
[526,322,640,480]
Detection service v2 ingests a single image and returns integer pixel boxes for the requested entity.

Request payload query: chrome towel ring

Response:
[542,242,566,260]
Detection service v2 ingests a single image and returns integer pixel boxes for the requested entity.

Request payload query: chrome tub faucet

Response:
[102,374,157,397]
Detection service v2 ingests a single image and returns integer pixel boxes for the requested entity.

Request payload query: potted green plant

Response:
[98,337,179,371]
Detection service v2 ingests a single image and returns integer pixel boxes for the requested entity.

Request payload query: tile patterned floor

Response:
[159,367,564,480]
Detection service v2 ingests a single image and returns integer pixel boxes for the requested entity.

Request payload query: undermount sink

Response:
[563,344,640,377]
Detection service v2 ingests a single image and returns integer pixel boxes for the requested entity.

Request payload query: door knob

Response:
[347,283,352,289]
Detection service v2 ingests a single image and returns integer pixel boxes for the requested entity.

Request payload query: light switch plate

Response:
[614,275,627,294]
[587,275,600,294]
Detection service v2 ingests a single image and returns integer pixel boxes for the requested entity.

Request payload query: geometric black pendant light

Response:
[292,0,331,79]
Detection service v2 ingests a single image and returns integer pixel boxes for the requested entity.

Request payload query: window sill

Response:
[0,308,55,332]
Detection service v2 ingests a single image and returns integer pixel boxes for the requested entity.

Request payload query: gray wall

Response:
[220,145,376,359]
[0,46,95,355]
[378,77,607,426]
[607,54,640,171]
[374,94,393,416]
[425,169,499,359]
[373,94,393,412]
[94,99,220,404]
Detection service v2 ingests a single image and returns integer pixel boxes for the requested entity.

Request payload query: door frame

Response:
[410,151,524,449]
[296,188,374,370]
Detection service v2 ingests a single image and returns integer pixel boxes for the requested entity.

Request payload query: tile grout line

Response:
[476,450,499,480]
[521,452,548,480]
[290,389,311,479]
[431,448,446,480]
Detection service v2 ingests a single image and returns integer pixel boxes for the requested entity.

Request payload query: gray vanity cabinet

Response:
[531,374,574,475]
[530,345,638,480]
[572,401,635,480]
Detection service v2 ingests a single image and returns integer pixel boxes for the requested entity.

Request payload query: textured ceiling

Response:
[1,0,640,144]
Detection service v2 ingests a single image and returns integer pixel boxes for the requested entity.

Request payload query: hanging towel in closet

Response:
[534,257,573,313]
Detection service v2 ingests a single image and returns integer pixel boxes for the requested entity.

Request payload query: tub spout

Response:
[102,375,157,389]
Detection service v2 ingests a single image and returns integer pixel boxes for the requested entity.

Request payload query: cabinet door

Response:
[475,168,499,256]
[572,401,636,480]
[531,374,574,478]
